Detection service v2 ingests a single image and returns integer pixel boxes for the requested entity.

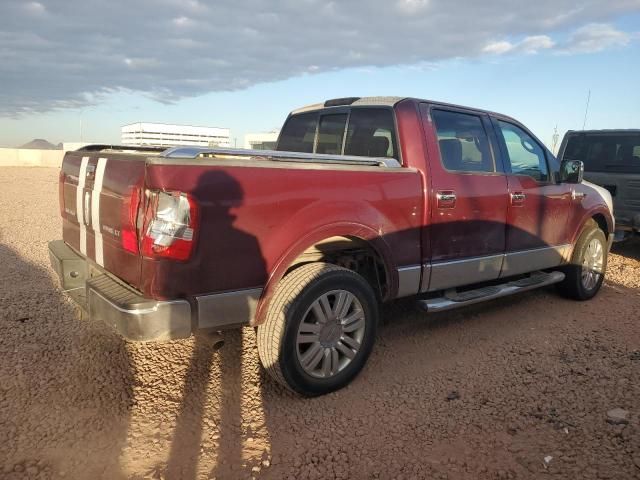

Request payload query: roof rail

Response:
[160,146,401,168]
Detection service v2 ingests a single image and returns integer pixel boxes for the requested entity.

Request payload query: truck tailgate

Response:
[60,152,146,289]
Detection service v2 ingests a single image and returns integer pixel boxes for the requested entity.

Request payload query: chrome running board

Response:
[417,271,565,313]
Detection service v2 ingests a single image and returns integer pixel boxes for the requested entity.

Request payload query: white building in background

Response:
[121,122,230,148]
[244,130,280,150]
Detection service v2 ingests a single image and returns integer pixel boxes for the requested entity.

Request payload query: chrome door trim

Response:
[421,244,573,293]
[426,254,504,292]
[420,264,432,293]
[500,244,572,277]
[396,265,422,298]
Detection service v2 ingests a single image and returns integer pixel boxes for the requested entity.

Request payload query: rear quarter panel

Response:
[142,162,423,305]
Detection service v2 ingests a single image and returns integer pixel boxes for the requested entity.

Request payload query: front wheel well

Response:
[285,236,389,301]
[592,214,609,239]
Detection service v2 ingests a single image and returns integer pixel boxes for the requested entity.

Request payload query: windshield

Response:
[563,133,640,173]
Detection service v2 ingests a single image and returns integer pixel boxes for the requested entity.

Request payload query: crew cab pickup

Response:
[558,129,640,240]
[49,96,614,396]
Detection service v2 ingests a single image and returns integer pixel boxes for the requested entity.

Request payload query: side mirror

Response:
[559,159,584,184]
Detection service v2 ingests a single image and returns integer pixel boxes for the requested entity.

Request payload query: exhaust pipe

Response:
[198,329,225,349]
[211,335,225,350]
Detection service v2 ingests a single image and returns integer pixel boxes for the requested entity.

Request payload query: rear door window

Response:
[344,108,397,158]
[497,121,549,182]
[277,112,318,153]
[432,109,495,173]
[564,134,640,173]
[316,114,348,155]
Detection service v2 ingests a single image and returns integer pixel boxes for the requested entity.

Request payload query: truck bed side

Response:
[141,159,423,300]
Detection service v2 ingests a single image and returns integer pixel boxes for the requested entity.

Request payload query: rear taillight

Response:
[121,187,141,254]
[141,190,198,261]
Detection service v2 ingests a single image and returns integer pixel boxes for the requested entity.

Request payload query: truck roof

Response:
[291,96,519,123]
[291,96,404,114]
[565,129,640,135]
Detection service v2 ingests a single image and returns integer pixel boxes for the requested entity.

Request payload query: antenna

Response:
[551,124,559,154]
[582,89,591,130]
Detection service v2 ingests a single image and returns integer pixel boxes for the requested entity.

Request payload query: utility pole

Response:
[551,125,560,155]
[582,89,591,130]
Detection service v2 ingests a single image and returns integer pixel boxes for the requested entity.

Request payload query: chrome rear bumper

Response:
[48,240,192,341]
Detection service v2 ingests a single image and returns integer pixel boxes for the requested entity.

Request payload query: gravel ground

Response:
[1,167,639,480]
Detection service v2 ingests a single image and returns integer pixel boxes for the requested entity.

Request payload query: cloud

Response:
[483,35,555,55]
[397,0,430,14]
[483,41,516,55]
[24,1,46,15]
[123,57,162,69]
[560,23,632,53]
[519,35,557,53]
[172,16,195,28]
[0,0,638,116]
[483,23,635,56]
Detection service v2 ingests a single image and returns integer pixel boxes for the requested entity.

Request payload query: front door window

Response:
[497,121,549,182]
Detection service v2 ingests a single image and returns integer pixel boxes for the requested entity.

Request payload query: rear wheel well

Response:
[592,214,609,239]
[285,236,388,300]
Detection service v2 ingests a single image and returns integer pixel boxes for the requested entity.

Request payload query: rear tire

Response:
[257,263,378,396]
[557,220,607,301]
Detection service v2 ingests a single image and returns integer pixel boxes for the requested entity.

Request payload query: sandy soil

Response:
[1,167,638,480]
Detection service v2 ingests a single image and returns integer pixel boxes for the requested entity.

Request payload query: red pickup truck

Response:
[49,96,614,396]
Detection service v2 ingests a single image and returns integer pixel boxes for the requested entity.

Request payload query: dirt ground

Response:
[1,167,639,480]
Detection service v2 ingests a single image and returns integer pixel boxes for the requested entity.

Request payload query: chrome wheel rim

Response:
[581,237,604,290]
[296,290,366,379]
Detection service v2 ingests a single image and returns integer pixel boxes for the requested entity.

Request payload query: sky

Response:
[1,0,639,150]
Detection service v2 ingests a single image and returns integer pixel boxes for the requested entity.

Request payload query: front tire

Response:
[257,263,379,396]
[557,220,608,300]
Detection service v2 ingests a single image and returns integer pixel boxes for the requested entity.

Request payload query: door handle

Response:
[510,192,526,206]
[436,191,456,209]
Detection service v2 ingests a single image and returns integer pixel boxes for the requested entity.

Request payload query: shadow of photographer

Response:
[164,170,268,479]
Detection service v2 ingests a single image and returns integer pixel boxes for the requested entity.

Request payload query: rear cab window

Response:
[563,132,640,174]
[277,107,398,160]
[316,114,348,154]
[277,112,318,153]
[344,108,397,158]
